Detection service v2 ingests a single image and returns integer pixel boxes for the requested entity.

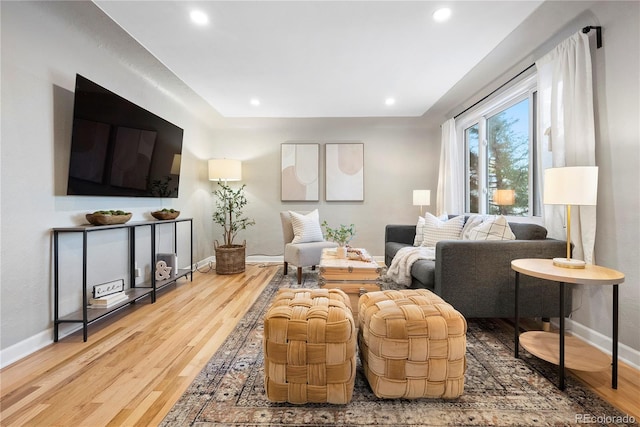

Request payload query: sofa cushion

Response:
[509,222,548,240]
[421,213,464,247]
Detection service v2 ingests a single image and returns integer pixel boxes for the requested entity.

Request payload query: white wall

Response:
[210,117,436,259]
[573,0,640,356]
[0,1,436,364]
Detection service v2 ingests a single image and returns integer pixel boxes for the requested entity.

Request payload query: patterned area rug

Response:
[162,269,635,427]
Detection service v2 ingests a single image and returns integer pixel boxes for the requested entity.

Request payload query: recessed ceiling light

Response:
[385,98,396,106]
[190,10,209,26]
[250,98,260,106]
[432,7,452,23]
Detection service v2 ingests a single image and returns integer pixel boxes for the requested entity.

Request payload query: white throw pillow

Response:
[414,213,449,246]
[461,214,487,240]
[413,216,425,246]
[289,210,324,243]
[421,213,464,247]
[467,215,516,241]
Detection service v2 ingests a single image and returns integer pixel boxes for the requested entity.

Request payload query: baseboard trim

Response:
[1,329,55,369]
[564,318,640,371]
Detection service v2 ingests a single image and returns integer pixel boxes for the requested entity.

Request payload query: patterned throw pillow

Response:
[421,213,464,247]
[289,210,324,243]
[467,215,516,241]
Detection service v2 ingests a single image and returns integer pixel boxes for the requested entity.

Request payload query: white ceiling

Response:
[94,1,543,118]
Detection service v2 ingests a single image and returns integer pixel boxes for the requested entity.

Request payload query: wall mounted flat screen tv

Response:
[67,74,183,198]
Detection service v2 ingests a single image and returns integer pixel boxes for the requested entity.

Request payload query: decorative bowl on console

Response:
[86,210,132,226]
[151,209,180,220]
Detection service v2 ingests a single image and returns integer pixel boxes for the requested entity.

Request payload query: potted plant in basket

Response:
[321,221,355,259]
[212,182,255,274]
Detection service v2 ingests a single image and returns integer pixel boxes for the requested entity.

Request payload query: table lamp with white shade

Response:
[543,166,598,269]
[413,190,430,215]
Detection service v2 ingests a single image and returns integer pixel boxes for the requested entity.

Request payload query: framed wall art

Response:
[325,142,364,201]
[281,143,319,201]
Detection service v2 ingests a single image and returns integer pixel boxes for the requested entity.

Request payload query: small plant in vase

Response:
[321,221,355,259]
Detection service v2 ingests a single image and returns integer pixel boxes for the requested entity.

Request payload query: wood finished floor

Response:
[1,264,638,426]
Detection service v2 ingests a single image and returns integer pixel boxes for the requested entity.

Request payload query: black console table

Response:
[53,218,193,342]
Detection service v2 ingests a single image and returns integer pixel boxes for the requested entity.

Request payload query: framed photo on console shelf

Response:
[281,143,319,201]
[325,142,364,201]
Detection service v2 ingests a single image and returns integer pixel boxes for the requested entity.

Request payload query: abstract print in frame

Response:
[325,142,364,201]
[281,143,319,201]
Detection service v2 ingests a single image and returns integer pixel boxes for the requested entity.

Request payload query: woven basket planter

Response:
[214,241,246,274]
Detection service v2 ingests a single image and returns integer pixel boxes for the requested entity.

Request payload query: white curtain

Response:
[536,31,597,263]
[436,118,464,216]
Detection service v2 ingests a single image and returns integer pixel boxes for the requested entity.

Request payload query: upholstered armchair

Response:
[280,210,338,284]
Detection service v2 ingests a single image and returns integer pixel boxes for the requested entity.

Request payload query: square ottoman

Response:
[358,289,467,399]
[264,288,356,404]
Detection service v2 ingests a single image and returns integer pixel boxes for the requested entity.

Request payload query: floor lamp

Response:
[208,158,242,184]
[543,166,598,269]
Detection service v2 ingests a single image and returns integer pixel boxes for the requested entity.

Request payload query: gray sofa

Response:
[384,219,571,318]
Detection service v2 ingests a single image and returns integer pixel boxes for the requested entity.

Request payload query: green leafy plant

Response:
[321,221,355,247]
[212,182,255,247]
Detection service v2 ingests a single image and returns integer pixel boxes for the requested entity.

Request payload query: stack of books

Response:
[89,291,128,308]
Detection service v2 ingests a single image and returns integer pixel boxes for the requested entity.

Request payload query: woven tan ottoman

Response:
[358,289,467,399]
[263,288,356,404]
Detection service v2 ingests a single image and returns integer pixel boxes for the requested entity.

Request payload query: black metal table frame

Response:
[53,218,193,342]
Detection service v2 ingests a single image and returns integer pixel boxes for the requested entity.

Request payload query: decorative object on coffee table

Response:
[321,221,355,259]
[151,208,180,220]
[86,210,132,225]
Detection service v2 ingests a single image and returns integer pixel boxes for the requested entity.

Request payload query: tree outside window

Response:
[461,78,536,217]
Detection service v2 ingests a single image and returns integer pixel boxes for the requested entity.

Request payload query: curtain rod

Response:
[453,26,602,120]
[453,63,535,119]
[582,25,602,49]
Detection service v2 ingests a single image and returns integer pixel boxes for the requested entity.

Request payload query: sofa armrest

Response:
[434,239,569,318]
[385,225,416,246]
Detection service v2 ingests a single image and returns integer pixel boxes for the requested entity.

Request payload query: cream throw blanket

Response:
[385,246,436,286]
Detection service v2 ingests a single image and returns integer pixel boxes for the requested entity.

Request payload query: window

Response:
[458,74,538,217]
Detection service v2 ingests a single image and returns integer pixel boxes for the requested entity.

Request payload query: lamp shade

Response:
[544,166,598,206]
[413,190,431,206]
[208,158,242,181]
[493,189,515,206]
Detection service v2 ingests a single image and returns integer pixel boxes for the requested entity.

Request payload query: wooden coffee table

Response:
[319,248,382,323]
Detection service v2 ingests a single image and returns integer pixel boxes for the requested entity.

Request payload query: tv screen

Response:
[67,74,183,198]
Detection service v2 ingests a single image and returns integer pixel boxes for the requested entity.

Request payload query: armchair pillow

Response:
[289,209,324,243]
